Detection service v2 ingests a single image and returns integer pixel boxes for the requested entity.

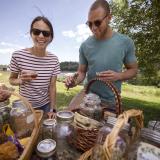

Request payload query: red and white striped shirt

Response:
[9,49,61,108]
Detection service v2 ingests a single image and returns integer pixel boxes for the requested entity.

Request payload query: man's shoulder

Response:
[115,32,133,42]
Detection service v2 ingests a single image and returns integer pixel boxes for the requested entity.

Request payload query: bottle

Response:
[54,111,76,160]
[127,128,160,160]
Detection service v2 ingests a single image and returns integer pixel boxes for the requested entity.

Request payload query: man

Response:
[65,0,138,108]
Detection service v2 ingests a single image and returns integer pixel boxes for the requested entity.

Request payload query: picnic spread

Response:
[0,79,160,160]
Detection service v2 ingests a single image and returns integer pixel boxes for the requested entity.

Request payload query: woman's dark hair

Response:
[30,16,54,41]
[90,0,110,15]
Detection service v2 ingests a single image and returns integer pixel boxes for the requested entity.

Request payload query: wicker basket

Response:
[78,109,144,160]
[68,78,122,152]
[5,92,43,160]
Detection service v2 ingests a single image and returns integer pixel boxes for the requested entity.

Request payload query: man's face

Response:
[87,7,111,39]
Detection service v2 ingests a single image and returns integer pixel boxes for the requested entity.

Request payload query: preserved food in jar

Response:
[79,93,103,121]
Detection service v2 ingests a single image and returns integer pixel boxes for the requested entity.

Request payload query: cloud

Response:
[62,24,92,43]
[0,42,24,54]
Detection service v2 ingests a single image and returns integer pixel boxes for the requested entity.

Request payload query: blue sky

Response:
[0,0,95,65]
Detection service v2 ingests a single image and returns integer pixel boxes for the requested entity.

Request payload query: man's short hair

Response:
[90,0,110,15]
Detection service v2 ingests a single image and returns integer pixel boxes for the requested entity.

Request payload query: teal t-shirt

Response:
[79,32,137,106]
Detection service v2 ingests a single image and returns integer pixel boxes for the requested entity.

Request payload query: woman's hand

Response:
[47,111,56,119]
[20,70,38,83]
[0,84,11,102]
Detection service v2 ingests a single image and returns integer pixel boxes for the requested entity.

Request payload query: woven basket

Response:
[78,109,144,160]
[3,92,43,160]
[68,78,122,152]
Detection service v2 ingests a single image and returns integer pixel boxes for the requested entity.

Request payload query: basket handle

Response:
[78,109,143,160]
[103,109,144,160]
[85,78,122,116]
[10,91,38,129]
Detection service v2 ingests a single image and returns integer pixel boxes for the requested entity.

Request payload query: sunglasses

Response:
[86,15,108,28]
[31,28,51,37]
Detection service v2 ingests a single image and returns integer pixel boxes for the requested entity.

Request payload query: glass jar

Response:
[127,128,160,160]
[10,100,34,138]
[54,111,76,160]
[79,93,103,121]
[148,120,160,132]
[42,119,56,140]
[95,116,131,160]
[36,139,57,160]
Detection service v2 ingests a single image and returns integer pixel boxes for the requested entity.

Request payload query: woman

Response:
[9,16,61,117]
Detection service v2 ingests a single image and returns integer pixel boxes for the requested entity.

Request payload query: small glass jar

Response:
[96,116,131,159]
[127,128,160,160]
[36,139,57,160]
[148,120,160,132]
[54,111,76,160]
[79,93,103,121]
[42,119,56,140]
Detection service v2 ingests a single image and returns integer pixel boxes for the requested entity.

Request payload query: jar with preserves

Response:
[10,100,34,138]
[79,93,103,121]
[127,128,160,160]
[54,111,76,158]
[42,119,56,140]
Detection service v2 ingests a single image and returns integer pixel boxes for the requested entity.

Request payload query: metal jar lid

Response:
[106,116,130,131]
[141,128,160,144]
[36,139,56,158]
[56,111,74,123]
[43,119,56,127]
[148,121,160,132]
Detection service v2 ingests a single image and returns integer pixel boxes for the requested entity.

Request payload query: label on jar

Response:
[137,142,160,160]
[26,114,34,124]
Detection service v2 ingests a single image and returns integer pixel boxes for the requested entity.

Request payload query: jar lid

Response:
[43,119,56,126]
[56,111,74,123]
[37,139,56,158]
[148,121,160,131]
[106,116,130,131]
[141,128,160,144]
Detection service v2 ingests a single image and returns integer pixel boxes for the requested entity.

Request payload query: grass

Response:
[1,71,160,126]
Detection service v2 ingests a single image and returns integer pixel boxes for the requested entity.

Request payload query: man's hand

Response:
[97,70,121,82]
[64,73,78,90]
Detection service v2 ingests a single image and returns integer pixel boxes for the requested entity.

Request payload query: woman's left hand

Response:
[47,112,56,119]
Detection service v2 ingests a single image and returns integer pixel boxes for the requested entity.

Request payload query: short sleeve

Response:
[9,52,20,73]
[79,43,88,65]
[52,57,61,76]
[124,38,137,64]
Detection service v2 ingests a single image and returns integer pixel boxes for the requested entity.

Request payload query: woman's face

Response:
[31,20,52,49]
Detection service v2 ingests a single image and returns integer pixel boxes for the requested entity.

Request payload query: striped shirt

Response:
[9,49,61,108]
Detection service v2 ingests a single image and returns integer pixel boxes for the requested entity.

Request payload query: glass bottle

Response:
[54,111,77,160]
[127,128,160,160]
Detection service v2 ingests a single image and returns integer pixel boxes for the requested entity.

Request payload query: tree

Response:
[110,0,160,86]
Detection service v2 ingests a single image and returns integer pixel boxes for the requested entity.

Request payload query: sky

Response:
[0,0,96,65]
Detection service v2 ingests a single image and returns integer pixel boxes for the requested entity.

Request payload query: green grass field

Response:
[1,71,160,126]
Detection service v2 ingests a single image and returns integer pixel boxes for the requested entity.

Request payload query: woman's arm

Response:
[49,76,57,111]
